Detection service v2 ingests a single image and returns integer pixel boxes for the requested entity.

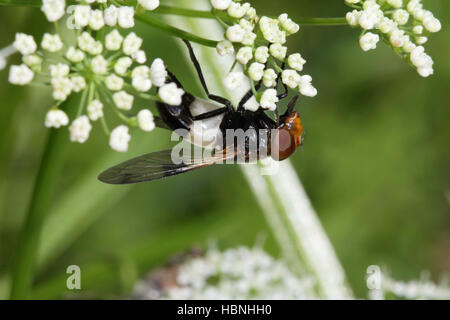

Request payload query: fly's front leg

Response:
[192,107,228,121]
[183,40,234,111]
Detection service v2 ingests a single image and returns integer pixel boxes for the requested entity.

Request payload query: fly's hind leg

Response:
[183,40,234,111]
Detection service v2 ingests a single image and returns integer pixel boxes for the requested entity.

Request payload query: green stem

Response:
[153,5,348,26]
[293,17,348,26]
[135,13,218,48]
[10,99,73,299]
[155,5,214,19]
[0,1,348,26]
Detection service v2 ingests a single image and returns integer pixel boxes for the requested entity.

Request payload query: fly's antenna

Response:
[284,95,300,117]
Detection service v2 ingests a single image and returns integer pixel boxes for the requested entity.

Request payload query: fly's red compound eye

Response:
[272,128,296,161]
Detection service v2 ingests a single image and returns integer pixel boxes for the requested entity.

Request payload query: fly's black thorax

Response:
[220,109,277,160]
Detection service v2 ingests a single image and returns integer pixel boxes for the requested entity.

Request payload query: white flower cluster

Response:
[212,0,317,112]
[368,269,450,300]
[8,30,181,152]
[41,0,160,29]
[133,246,317,300]
[345,0,441,77]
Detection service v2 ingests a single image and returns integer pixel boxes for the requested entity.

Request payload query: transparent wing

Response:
[98,148,236,185]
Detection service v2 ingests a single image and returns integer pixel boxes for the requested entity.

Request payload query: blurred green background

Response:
[0,0,449,299]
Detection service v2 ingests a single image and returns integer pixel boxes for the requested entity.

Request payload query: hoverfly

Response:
[98,41,304,185]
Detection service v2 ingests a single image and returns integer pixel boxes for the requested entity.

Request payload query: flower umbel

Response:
[133,246,317,300]
[213,0,317,111]
[7,26,181,152]
[345,0,441,77]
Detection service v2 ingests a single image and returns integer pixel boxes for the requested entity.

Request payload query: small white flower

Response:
[77,32,103,55]
[248,62,265,81]
[49,63,70,78]
[402,39,416,53]
[113,90,134,110]
[241,31,257,46]
[87,99,104,121]
[416,36,428,45]
[223,71,245,90]
[260,89,278,111]
[51,76,73,101]
[358,8,380,30]
[69,115,92,143]
[281,69,300,89]
[105,29,123,51]
[123,32,142,56]
[345,0,361,4]
[279,13,300,35]
[150,58,167,87]
[410,46,433,70]
[114,56,133,75]
[423,16,441,33]
[132,66,150,79]
[377,17,397,34]
[346,10,361,27]
[287,53,306,72]
[236,46,253,65]
[41,0,65,22]
[45,109,69,128]
[91,55,108,75]
[263,68,277,88]
[138,0,160,11]
[104,5,118,26]
[159,83,184,105]
[23,54,42,68]
[259,17,286,44]
[74,5,91,28]
[137,109,155,132]
[239,19,255,32]
[132,50,147,64]
[269,43,287,60]
[66,47,85,63]
[227,2,248,19]
[386,0,402,9]
[216,40,234,56]
[41,33,63,52]
[71,76,86,92]
[298,75,317,97]
[393,9,409,25]
[211,0,232,10]
[359,32,379,51]
[105,74,124,91]
[390,29,406,47]
[109,125,131,152]
[255,47,269,64]
[118,6,135,29]
[89,9,105,31]
[226,25,245,43]
[132,76,152,92]
[413,25,423,35]
[13,33,37,55]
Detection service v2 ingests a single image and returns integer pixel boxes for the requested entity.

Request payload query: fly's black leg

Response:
[277,63,288,100]
[183,40,234,111]
[192,106,228,121]
[237,81,261,110]
[166,70,184,89]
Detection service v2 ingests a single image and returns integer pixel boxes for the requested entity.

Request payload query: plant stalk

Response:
[10,99,72,299]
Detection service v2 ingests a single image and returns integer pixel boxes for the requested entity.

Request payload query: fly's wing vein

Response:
[98,148,236,184]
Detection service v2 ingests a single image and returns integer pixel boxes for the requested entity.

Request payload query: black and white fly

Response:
[98,41,303,184]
